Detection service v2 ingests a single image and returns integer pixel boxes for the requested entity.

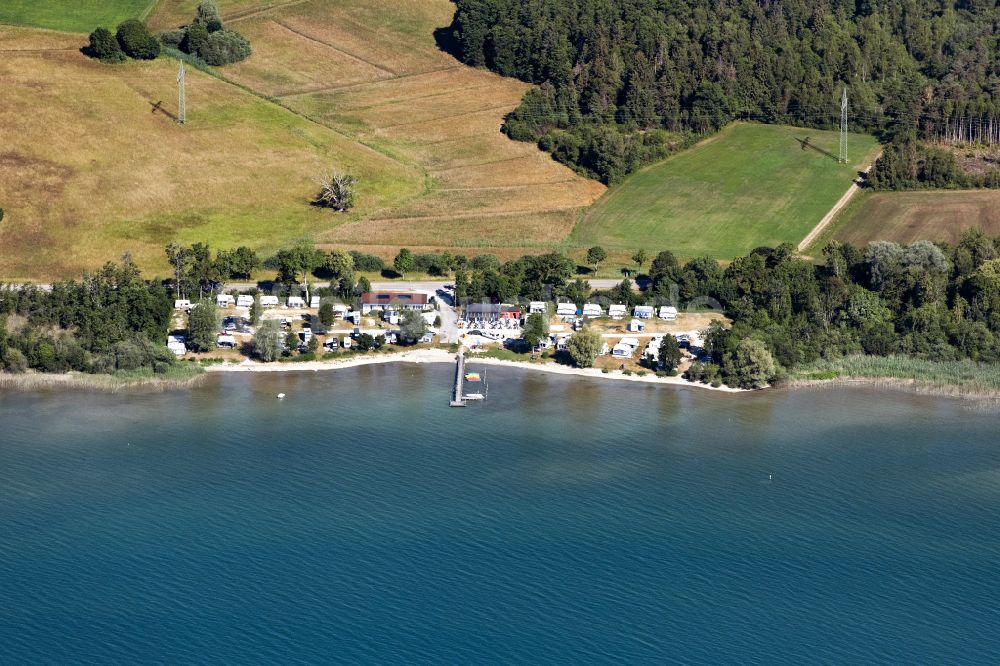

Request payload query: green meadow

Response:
[0,0,156,33]
[573,122,880,259]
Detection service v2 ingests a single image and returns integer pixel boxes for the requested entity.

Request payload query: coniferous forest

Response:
[447,0,1000,184]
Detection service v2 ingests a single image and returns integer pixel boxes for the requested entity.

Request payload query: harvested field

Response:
[817,190,1000,249]
[150,0,604,254]
[0,31,422,279]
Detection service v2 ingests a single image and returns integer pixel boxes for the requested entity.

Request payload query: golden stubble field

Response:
[0,25,423,279]
[151,0,605,254]
[2,0,604,279]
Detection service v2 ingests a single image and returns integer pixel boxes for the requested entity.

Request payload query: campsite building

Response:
[360,291,430,313]
[608,304,627,319]
[236,295,254,308]
[287,296,306,308]
[582,303,603,318]
[174,299,191,310]
[260,295,279,308]
[216,294,235,308]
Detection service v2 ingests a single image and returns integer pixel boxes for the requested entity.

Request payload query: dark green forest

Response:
[447,0,1000,183]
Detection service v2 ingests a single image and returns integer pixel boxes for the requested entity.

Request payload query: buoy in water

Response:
[277,393,286,399]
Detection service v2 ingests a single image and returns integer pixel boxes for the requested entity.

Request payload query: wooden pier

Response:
[450,349,467,407]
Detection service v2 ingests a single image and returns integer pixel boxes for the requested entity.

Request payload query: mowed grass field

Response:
[815,190,1000,249]
[0,0,156,33]
[574,123,880,259]
[150,0,605,255]
[0,27,423,279]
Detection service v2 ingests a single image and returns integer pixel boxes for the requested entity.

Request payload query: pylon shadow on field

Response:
[149,100,178,121]
[795,137,838,162]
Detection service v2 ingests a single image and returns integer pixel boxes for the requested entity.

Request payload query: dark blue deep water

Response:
[1,365,999,664]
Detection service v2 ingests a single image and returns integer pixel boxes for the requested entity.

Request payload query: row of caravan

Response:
[175,295,324,310]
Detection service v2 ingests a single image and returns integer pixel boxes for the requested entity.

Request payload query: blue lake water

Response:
[1,364,999,664]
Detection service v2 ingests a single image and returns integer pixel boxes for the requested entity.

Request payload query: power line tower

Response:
[839,86,848,164]
[177,62,186,125]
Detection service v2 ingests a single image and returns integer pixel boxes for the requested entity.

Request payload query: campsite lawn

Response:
[810,189,1000,250]
[0,0,157,33]
[573,122,880,259]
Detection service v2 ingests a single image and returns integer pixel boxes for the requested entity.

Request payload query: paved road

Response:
[222,279,627,292]
[15,278,630,294]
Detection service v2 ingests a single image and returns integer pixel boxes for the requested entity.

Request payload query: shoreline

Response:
[4,352,999,401]
[204,348,747,393]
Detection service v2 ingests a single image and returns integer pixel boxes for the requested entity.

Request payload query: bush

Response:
[158,28,186,48]
[86,27,126,62]
[116,20,160,60]
[196,0,223,32]
[181,22,209,56]
[350,251,384,273]
[199,29,251,66]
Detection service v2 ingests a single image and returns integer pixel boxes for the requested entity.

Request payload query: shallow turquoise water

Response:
[1,365,999,663]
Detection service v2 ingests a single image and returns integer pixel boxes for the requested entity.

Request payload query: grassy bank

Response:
[0,363,205,393]
[787,355,1000,396]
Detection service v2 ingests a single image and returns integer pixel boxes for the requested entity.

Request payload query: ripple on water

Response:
[0,368,998,663]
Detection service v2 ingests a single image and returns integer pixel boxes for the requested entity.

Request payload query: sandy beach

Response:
[205,348,746,393]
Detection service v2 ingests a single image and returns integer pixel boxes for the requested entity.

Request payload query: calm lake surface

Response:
[1,364,999,664]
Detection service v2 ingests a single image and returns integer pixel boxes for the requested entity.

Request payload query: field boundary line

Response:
[798,152,882,253]
[362,205,587,224]
[224,0,310,24]
[275,66,465,98]
[273,19,396,77]
[373,104,515,131]
[333,83,508,112]
[436,180,582,193]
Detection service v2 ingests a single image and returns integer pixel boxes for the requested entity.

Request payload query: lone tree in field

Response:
[632,249,648,271]
[587,246,607,273]
[314,171,357,212]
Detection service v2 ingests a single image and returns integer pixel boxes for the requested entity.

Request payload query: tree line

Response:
[446,0,1000,184]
